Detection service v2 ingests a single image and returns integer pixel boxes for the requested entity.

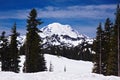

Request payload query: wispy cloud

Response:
[38,4,116,19]
[0,9,29,19]
[0,4,116,20]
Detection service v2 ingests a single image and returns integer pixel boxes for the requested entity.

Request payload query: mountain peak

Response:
[42,22,80,38]
[40,23,93,46]
[18,22,93,47]
[48,22,65,27]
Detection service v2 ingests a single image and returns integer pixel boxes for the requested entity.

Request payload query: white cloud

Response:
[0,4,116,37]
[38,4,116,19]
[0,4,116,20]
[0,9,29,19]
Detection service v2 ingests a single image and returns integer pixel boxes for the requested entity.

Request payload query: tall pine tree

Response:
[24,9,46,73]
[92,23,103,74]
[106,24,118,75]
[102,18,112,75]
[9,23,20,73]
[115,4,120,76]
[106,4,120,76]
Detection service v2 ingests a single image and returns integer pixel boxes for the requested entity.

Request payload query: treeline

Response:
[41,41,93,61]
[92,4,120,76]
[20,39,94,61]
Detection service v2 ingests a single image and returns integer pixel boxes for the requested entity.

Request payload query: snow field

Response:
[0,54,119,80]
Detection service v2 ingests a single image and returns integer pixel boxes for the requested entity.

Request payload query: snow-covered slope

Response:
[19,54,93,73]
[45,54,93,73]
[0,72,120,80]
[0,54,120,80]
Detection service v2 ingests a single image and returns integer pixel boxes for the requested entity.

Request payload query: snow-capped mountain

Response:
[40,23,93,47]
[41,23,84,38]
[18,23,93,47]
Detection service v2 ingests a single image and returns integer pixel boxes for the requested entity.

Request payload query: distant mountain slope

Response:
[18,22,93,47]
[40,23,93,47]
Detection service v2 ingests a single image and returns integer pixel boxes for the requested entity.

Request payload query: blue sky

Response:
[0,0,118,37]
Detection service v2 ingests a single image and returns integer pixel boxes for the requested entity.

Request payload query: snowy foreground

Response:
[0,54,120,80]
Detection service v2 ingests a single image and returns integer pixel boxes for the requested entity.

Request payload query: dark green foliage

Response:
[105,18,117,75]
[78,41,93,61]
[93,19,118,76]
[9,23,20,73]
[25,9,46,73]
[27,9,43,32]
[41,41,93,61]
[93,4,120,76]
[101,18,112,75]
[105,4,120,76]
[92,23,103,74]
[19,44,25,55]
[0,31,10,71]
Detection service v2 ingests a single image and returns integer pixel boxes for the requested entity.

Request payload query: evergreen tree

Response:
[103,18,112,75]
[106,23,118,76]
[25,9,46,73]
[115,4,120,76]
[0,31,10,71]
[107,40,117,75]
[92,23,103,74]
[19,44,25,55]
[102,18,112,75]
[9,23,20,73]
[107,4,120,76]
